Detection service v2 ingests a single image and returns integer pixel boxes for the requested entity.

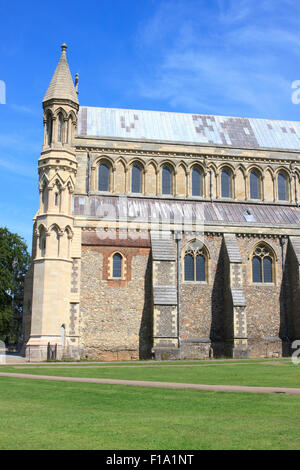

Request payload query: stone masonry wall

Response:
[80,244,152,360]
[180,234,225,358]
[237,236,286,357]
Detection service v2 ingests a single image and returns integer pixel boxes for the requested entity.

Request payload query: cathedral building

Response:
[22,44,300,361]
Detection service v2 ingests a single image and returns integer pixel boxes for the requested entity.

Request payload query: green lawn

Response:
[0,376,299,450]
[2,359,300,388]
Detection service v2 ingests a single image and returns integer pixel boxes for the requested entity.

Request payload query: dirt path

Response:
[0,371,299,395]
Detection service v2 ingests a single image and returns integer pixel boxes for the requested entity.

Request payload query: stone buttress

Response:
[223,234,248,357]
[151,231,180,359]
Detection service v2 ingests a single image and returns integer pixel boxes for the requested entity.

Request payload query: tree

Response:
[0,227,31,345]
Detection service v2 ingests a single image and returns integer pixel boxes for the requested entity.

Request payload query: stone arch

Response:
[176,163,187,197]
[60,225,73,258]
[44,110,53,146]
[145,161,157,195]
[37,224,48,257]
[264,168,274,201]
[115,158,126,194]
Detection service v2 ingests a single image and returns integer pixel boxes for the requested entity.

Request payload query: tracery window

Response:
[183,242,207,282]
[192,167,202,196]
[98,162,110,191]
[277,172,288,201]
[162,166,172,195]
[131,164,142,193]
[250,170,261,199]
[252,243,274,283]
[221,169,231,198]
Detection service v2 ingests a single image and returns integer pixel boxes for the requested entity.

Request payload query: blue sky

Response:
[0,0,300,250]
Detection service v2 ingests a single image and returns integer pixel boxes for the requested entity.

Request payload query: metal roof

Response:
[73,195,300,226]
[77,106,300,150]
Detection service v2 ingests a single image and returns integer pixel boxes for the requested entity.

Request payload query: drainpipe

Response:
[87,153,91,196]
[175,231,182,356]
[280,237,289,344]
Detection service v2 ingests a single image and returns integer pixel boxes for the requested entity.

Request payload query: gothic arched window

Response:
[98,162,110,191]
[250,170,261,199]
[162,166,172,195]
[112,253,123,278]
[183,241,208,282]
[57,113,64,143]
[252,243,274,283]
[131,164,142,193]
[192,167,202,196]
[277,172,288,201]
[46,113,52,145]
[221,169,232,198]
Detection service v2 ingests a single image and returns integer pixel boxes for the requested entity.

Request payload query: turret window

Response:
[47,113,52,145]
[57,113,64,142]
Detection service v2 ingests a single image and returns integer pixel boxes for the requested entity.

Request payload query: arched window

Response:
[131,164,142,193]
[252,243,274,283]
[98,162,110,191]
[65,118,70,144]
[46,113,52,145]
[277,172,288,201]
[38,226,47,257]
[221,169,231,198]
[192,167,202,196]
[112,253,122,278]
[250,170,261,199]
[162,166,172,195]
[41,183,48,212]
[57,113,64,143]
[183,241,207,282]
[54,181,61,210]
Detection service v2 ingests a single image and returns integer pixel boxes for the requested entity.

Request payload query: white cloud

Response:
[135,0,300,117]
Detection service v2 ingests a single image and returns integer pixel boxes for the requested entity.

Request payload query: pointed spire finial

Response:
[43,43,79,105]
[75,73,79,95]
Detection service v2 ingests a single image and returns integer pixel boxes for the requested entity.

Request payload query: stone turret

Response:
[25,44,80,361]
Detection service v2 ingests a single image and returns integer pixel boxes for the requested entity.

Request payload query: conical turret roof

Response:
[43,44,78,105]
